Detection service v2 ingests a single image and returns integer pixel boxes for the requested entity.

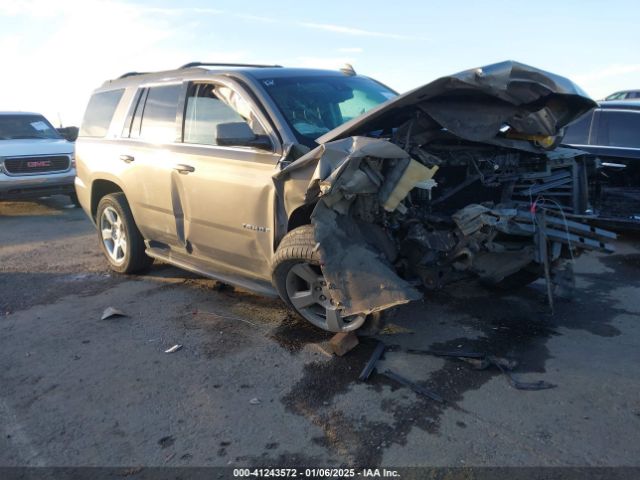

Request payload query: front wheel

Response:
[96,193,153,274]
[273,225,366,333]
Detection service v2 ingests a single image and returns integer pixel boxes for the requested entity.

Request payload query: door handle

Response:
[174,164,195,174]
[119,154,135,163]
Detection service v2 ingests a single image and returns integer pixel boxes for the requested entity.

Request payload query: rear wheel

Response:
[273,225,366,333]
[96,193,153,274]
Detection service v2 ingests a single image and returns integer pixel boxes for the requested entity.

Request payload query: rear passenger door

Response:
[169,80,282,280]
[591,109,640,186]
[119,83,184,248]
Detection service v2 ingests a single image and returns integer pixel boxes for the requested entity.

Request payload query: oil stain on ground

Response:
[271,248,637,467]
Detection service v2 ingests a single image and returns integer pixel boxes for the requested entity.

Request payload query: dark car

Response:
[604,90,640,101]
[563,100,640,228]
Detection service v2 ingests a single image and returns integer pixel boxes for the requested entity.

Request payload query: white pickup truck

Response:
[0,111,76,203]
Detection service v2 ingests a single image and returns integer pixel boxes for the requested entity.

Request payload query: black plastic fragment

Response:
[358,341,386,381]
[382,369,444,403]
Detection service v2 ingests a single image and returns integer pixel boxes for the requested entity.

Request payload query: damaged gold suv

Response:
[76,61,615,333]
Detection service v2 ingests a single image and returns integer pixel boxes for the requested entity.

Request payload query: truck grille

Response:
[3,155,71,175]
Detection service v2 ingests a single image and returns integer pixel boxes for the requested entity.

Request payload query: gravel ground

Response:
[1,195,639,468]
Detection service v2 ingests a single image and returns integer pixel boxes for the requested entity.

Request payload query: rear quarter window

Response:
[79,89,125,138]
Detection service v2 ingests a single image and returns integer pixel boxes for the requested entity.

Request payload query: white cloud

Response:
[299,22,424,40]
[0,0,230,125]
[235,14,278,23]
[296,56,356,70]
[573,64,640,84]
[572,64,640,99]
[0,2,421,124]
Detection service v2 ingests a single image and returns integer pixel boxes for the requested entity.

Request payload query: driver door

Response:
[169,81,282,281]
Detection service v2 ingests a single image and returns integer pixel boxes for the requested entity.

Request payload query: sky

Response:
[1,0,638,126]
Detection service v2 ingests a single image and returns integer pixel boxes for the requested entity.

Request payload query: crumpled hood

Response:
[0,138,73,157]
[317,60,596,147]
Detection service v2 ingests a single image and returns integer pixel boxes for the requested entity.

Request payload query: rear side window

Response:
[563,112,592,145]
[596,111,640,148]
[138,84,181,143]
[79,89,124,137]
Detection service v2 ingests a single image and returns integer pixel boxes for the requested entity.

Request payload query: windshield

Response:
[0,114,61,140]
[261,75,397,147]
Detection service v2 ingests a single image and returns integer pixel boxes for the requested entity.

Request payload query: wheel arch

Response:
[285,202,315,235]
[91,179,124,220]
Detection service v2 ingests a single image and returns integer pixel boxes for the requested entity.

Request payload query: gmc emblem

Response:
[27,161,51,168]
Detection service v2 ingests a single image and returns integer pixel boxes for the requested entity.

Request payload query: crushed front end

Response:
[277,61,616,318]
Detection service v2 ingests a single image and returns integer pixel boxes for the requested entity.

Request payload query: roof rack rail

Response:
[179,62,283,69]
[118,71,148,79]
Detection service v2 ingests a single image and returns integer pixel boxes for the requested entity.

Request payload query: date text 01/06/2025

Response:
[232,468,401,478]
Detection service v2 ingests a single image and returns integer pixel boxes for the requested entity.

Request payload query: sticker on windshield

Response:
[263,79,275,87]
[30,121,49,131]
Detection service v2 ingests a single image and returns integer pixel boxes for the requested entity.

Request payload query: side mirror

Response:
[216,122,272,150]
[56,126,79,142]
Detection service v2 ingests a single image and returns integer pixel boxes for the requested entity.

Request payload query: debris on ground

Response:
[379,323,414,335]
[328,331,359,356]
[157,435,175,448]
[100,306,127,320]
[308,342,334,358]
[407,349,556,391]
[358,341,386,381]
[164,344,183,354]
[249,397,261,405]
[382,369,444,403]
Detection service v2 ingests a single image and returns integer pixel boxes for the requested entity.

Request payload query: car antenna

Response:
[340,63,356,76]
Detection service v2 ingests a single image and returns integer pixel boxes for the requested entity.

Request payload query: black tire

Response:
[68,192,80,208]
[272,224,365,332]
[96,193,153,274]
[273,224,320,308]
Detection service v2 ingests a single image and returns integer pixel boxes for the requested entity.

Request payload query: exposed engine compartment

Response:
[276,61,616,319]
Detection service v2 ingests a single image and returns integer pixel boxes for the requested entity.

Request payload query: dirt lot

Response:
[1,195,640,468]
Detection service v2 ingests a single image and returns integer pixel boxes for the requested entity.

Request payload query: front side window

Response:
[262,75,396,147]
[0,114,60,140]
[597,111,640,148]
[563,112,593,145]
[138,84,181,143]
[79,89,124,137]
[183,83,269,148]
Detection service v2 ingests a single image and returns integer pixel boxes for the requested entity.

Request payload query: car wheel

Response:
[96,192,153,274]
[273,225,366,333]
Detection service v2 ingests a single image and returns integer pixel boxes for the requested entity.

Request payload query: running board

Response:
[145,247,279,298]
